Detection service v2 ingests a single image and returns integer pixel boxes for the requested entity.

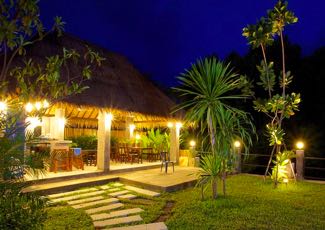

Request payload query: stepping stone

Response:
[108,188,120,192]
[51,191,105,203]
[72,198,118,209]
[68,196,104,205]
[100,185,110,190]
[109,190,129,197]
[93,215,142,228]
[91,208,144,221]
[111,182,124,187]
[48,188,98,199]
[109,222,168,230]
[125,186,160,197]
[117,194,137,200]
[85,203,124,215]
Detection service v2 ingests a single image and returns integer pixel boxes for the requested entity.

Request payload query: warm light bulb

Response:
[234,141,241,148]
[296,141,304,150]
[176,122,182,129]
[189,140,196,147]
[135,133,141,140]
[25,103,33,113]
[105,113,113,121]
[35,102,42,110]
[0,101,7,111]
[58,118,66,126]
[43,100,49,108]
[167,122,173,128]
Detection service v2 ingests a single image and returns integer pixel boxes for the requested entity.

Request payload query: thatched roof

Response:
[20,33,177,121]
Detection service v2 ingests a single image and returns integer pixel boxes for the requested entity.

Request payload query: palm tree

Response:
[173,57,255,199]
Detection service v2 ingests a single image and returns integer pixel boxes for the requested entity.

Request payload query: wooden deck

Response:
[24,166,199,195]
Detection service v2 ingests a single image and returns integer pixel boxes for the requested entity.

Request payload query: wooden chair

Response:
[117,146,129,163]
[82,150,97,166]
[50,149,72,173]
[71,149,84,170]
[160,151,174,173]
[128,147,142,164]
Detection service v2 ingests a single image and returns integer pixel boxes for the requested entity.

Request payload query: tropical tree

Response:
[0,0,103,228]
[173,57,255,199]
[242,0,299,187]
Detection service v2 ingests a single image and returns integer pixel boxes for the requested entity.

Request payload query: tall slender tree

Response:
[243,0,300,187]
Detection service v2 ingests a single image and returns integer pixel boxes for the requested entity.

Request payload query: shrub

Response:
[0,183,48,230]
[71,135,97,150]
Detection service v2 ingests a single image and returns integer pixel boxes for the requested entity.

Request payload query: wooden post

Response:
[97,111,112,172]
[51,108,65,140]
[170,123,181,164]
[296,149,304,181]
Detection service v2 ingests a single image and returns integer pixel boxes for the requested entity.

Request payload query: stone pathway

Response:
[46,182,166,229]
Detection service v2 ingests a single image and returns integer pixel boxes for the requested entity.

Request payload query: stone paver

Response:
[93,215,142,228]
[109,222,168,230]
[117,194,137,200]
[100,185,110,190]
[51,190,105,203]
[111,182,124,187]
[90,208,144,221]
[85,203,124,215]
[67,196,104,205]
[125,185,160,197]
[48,188,98,199]
[109,190,129,197]
[72,198,118,209]
[108,188,120,192]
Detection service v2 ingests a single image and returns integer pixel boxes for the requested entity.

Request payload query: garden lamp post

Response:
[234,141,242,173]
[189,140,196,166]
[295,141,305,181]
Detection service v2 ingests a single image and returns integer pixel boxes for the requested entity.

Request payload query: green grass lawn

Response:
[43,175,325,230]
[167,175,325,230]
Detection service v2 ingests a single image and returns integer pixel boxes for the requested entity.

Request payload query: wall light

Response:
[35,101,42,110]
[25,103,33,113]
[176,122,182,129]
[129,124,135,138]
[0,101,7,112]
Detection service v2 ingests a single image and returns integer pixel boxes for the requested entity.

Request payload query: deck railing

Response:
[196,151,325,181]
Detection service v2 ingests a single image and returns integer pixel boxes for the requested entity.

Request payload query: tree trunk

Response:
[212,178,218,199]
[208,115,216,154]
[274,145,281,188]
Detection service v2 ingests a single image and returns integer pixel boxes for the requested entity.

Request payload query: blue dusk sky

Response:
[39,0,325,86]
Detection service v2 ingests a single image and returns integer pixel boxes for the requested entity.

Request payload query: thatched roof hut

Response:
[18,33,179,130]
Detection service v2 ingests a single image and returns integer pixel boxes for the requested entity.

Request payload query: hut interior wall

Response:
[64,127,130,140]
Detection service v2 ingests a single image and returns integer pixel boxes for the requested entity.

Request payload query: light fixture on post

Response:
[234,140,242,173]
[189,140,196,148]
[188,140,196,167]
[295,140,305,181]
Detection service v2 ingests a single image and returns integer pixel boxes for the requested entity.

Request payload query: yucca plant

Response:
[173,57,252,154]
[196,154,223,199]
[174,58,255,199]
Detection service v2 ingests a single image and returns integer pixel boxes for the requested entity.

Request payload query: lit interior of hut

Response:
[26,101,181,177]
